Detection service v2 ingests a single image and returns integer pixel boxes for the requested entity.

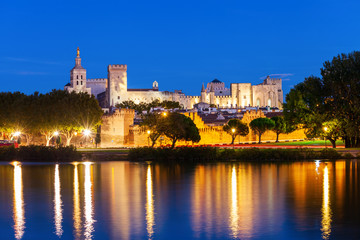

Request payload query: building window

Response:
[81,81,83,85]
[81,75,83,79]
[268,99,271,107]
[76,75,78,79]
[256,99,260,107]
[77,81,79,85]
[118,96,120,100]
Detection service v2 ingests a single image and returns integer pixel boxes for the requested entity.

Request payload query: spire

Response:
[74,47,83,68]
[201,83,205,92]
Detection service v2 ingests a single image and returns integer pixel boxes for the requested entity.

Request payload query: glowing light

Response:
[162,112,167,117]
[147,130,151,135]
[146,165,155,238]
[84,162,95,240]
[54,164,63,237]
[13,162,25,240]
[54,131,59,136]
[13,132,21,137]
[321,165,332,239]
[231,128,235,133]
[324,127,328,132]
[74,132,78,136]
[229,166,239,238]
[73,164,81,239]
[83,129,91,136]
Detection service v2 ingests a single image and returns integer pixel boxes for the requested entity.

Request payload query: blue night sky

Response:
[1,0,360,97]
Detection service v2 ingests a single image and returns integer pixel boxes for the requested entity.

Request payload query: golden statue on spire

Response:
[77,47,80,57]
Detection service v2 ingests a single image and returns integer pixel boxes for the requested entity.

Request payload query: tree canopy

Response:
[249,118,275,144]
[141,112,200,148]
[116,99,183,113]
[283,51,360,148]
[0,90,103,146]
[271,116,287,143]
[223,119,249,144]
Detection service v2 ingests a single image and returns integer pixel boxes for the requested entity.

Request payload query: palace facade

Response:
[65,48,283,109]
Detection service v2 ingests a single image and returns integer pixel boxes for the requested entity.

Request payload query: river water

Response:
[0,160,359,240]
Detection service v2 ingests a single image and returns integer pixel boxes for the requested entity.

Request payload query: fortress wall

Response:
[100,108,135,147]
[127,110,306,146]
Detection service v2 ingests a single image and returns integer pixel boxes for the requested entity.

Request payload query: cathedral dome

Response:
[211,79,222,83]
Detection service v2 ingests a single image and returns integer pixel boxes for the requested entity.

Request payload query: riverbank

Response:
[1,145,359,162]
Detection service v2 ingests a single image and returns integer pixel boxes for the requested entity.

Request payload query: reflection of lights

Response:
[321,166,332,239]
[73,164,81,239]
[315,160,320,174]
[146,165,155,238]
[54,164,63,237]
[229,166,239,238]
[84,162,95,240]
[13,162,25,240]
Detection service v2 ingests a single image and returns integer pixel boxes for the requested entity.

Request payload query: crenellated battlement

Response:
[87,78,107,82]
[179,95,200,99]
[108,64,127,71]
[215,95,231,99]
[103,108,135,119]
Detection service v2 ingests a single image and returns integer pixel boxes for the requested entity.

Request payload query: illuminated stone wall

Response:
[128,110,306,147]
[100,109,135,147]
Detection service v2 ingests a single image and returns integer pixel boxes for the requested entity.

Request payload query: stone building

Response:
[65,48,283,109]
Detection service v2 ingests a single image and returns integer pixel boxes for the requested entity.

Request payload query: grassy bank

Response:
[0,145,82,161]
[128,147,358,162]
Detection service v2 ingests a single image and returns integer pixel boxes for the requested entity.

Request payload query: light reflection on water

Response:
[146,165,155,239]
[73,163,81,239]
[1,161,360,239]
[54,164,63,237]
[84,162,95,240]
[321,165,332,239]
[12,162,25,240]
[229,166,238,238]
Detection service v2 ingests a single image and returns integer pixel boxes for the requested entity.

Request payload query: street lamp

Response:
[83,129,91,136]
[323,126,328,148]
[231,128,235,149]
[147,130,151,146]
[163,112,167,117]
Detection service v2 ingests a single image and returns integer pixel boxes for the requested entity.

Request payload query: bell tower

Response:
[66,48,91,95]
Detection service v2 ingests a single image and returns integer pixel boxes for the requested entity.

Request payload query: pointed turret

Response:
[201,83,205,92]
[201,83,206,103]
[209,83,215,105]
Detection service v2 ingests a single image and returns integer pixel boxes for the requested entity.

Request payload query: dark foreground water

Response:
[0,160,360,240]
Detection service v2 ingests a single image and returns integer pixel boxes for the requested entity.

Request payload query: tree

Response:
[250,118,275,144]
[322,120,342,148]
[223,119,249,144]
[162,113,200,148]
[271,116,287,143]
[140,113,164,147]
[95,126,101,148]
[284,51,360,148]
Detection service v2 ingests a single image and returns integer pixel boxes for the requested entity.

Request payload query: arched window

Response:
[81,81,83,85]
[76,75,78,79]
[81,75,83,79]
[256,99,260,107]
[268,99,271,107]
[76,81,79,85]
